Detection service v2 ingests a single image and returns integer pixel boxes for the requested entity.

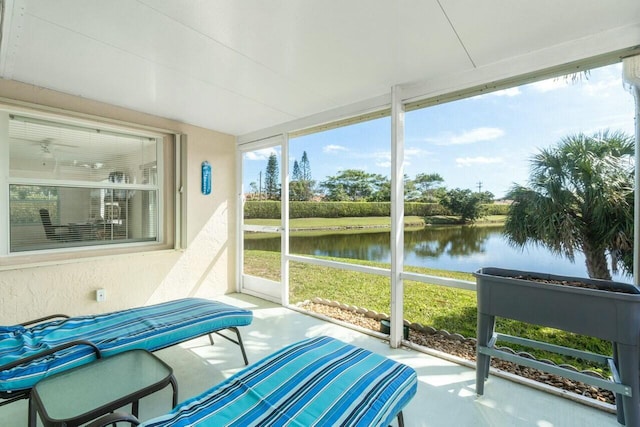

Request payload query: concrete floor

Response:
[1,293,622,426]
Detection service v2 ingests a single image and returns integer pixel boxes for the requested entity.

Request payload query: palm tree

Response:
[504,130,634,280]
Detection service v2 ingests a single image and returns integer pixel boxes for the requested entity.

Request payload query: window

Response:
[6,113,163,253]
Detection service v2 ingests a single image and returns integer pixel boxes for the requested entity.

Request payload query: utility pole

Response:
[477,181,483,192]
[258,171,262,201]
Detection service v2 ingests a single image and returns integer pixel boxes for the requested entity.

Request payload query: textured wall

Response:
[0,79,237,323]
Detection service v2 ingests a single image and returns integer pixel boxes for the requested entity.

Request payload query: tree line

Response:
[249,151,494,221]
[249,129,635,281]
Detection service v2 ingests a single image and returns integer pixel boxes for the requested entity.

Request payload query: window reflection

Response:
[10,185,157,252]
[7,115,161,253]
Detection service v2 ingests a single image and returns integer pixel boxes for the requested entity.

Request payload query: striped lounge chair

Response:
[0,298,253,406]
[89,336,418,427]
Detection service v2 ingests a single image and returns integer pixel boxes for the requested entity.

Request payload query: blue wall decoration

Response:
[201,161,212,195]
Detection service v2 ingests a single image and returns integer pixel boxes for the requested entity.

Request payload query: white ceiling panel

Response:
[395,1,473,84]
[440,0,640,67]
[142,1,472,103]
[0,0,639,137]
[27,1,329,113]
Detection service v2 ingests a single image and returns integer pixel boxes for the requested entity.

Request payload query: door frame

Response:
[236,135,289,304]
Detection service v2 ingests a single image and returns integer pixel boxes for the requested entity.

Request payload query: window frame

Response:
[238,54,634,348]
[0,106,177,264]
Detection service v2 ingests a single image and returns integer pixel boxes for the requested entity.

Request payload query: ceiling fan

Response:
[11,136,79,148]
[33,139,101,169]
[39,140,55,158]
[10,137,78,161]
[12,136,105,170]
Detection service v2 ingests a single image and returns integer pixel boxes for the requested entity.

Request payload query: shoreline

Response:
[246,215,506,232]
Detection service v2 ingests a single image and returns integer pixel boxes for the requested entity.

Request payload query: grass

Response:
[244,250,612,373]
[245,215,506,230]
[246,216,427,229]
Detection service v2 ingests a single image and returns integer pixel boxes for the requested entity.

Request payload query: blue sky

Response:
[244,63,636,199]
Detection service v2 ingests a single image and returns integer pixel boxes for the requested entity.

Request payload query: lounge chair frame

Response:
[0,299,252,408]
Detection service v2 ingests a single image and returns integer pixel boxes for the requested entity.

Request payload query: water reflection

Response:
[244,225,630,282]
[245,226,497,262]
[407,226,492,258]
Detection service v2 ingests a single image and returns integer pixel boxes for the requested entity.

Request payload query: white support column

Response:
[235,140,244,293]
[0,112,9,256]
[174,134,187,250]
[633,86,640,286]
[623,55,640,286]
[281,133,290,306]
[390,86,405,348]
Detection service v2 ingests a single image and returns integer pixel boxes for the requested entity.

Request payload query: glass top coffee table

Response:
[29,349,178,427]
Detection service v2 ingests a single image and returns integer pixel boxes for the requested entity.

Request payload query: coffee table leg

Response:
[28,397,37,427]
[170,375,178,407]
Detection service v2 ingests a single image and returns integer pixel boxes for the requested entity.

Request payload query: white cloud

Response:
[366,152,392,168]
[583,75,619,96]
[427,127,505,146]
[405,147,430,157]
[244,148,276,161]
[452,128,504,144]
[491,87,521,97]
[530,77,570,93]
[350,150,390,162]
[328,147,429,171]
[372,151,390,161]
[403,147,432,168]
[323,144,348,153]
[339,150,402,170]
[531,70,620,97]
[456,156,503,167]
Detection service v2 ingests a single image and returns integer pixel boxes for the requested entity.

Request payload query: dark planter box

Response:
[476,267,640,343]
[474,267,640,426]
[380,319,409,340]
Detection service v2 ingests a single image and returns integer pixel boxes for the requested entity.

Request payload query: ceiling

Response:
[1,0,639,138]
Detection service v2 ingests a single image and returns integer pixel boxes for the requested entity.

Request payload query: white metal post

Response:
[623,55,640,286]
[175,134,187,250]
[390,86,405,348]
[0,112,8,256]
[235,140,244,293]
[281,133,290,306]
[633,85,640,286]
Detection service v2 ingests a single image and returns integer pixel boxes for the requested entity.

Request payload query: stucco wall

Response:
[0,79,237,323]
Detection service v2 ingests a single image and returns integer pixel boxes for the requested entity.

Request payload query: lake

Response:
[244,224,631,283]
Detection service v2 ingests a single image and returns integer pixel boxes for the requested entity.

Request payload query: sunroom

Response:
[0,1,639,426]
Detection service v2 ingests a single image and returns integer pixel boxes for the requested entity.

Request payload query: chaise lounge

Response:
[0,298,253,406]
[87,336,418,427]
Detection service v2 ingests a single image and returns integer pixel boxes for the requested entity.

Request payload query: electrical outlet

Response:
[96,288,106,302]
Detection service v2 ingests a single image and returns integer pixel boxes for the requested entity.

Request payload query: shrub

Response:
[482,203,510,215]
[244,201,281,219]
[404,202,448,217]
[244,201,449,219]
[440,189,483,222]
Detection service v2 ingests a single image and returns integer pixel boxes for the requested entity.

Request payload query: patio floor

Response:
[1,293,622,426]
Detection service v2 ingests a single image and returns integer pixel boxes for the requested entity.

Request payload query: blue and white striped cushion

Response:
[0,298,252,392]
[142,336,417,427]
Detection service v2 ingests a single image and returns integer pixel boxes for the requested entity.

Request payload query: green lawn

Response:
[246,216,427,229]
[244,250,612,372]
[245,215,506,229]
